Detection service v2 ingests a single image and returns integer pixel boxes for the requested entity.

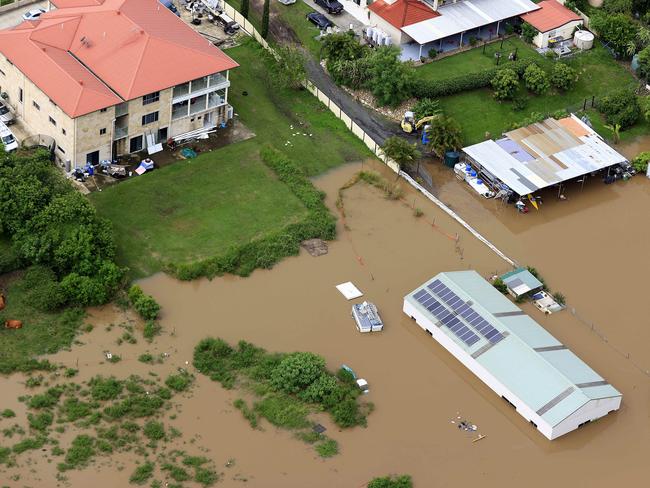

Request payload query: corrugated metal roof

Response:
[501,268,544,296]
[520,0,581,33]
[404,270,621,427]
[462,115,628,196]
[402,0,539,45]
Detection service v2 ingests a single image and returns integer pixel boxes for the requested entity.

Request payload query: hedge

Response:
[412,58,537,99]
[167,148,336,280]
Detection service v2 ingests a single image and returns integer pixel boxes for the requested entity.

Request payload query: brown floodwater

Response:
[2,157,649,487]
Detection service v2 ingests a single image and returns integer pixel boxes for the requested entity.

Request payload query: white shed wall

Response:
[403,300,555,439]
[368,11,407,45]
[533,20,583,48]
[551,396,621,439]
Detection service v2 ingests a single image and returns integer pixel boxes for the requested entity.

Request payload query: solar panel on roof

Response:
[426,280,505,345]
[412,289,480,347]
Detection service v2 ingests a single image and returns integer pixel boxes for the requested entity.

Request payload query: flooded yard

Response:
[1,159,649,487]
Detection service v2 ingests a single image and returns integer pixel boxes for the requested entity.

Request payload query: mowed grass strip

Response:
[417,40,639,144]
[91,41,370,277]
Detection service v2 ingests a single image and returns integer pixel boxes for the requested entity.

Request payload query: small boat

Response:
[352,301,383,333]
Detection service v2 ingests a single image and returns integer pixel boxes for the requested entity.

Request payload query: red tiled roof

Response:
[368,0,439,29]
[520,0,581,33]
[0,0,238,117]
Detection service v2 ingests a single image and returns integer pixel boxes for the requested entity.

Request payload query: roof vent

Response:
[80,36,92,48]
[78,80,84,86]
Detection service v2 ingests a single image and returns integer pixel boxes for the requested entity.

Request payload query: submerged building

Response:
[403,270,621,439]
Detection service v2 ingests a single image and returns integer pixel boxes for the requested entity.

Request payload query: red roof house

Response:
[368,0,439,29]
[520,0,581,33]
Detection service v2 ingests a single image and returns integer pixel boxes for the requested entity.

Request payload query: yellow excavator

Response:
[401,111,438,134]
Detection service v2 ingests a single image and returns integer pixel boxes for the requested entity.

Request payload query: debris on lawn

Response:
[301,238,328,257]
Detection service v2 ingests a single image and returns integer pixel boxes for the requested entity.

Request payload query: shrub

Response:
[60,398,94,422]
[28,411,53,431]
[521,23,538,43]
[512,96,528,111]
[28,387,63,409]
[1,409,15,418]
[315,438,339,458]
[162,463,190,482]
[632,151,650,172]
[299,374,340,404]
[331,398,364,428]
[62,434,95,469]
[165,373,192,392]
[12,437,45,454]
[368,474,413,488]
[270,352,326,394]
[491,68,519,100]
[550,63,577,91]
[134,296,160,321]
[138,353,154,364]
[597,90,640,128]
[492,277,508,294]
[130,462,155,484]
[552,292,566,306]
[89,376,123,401]
[143,420,165,441]
[638,45,650,80]
[427,48,437,59]
[367,46,415,106]
[523,64,550,94]
[195,466,218,486]
[253,394,310,429]
[143,320,161,341]
[411,98,441,121]
[590,12,638,57]
[193,338,236,388]
[21,265,63,311]
[425,115,463,157]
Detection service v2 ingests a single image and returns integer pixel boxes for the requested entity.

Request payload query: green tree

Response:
[261,0,270,39]
[270,352,325,394]
[367,46,415,106]
[240,0,249,19]
[521,23,538,43]
[267,45,307,90]
[637,45,650,80]
[322,31,366,64]
[631,150,650,172]
[380,136,421,174]
[597,89,641,128]
[523,64,550,94]
[550,63,577,91]
[411,98,441,121]
[640,95,650,121]
[491,68,519,100]
[605,122,622,143]
[604,0,633,14]
[425,115,463,157]
[590,13,639,57]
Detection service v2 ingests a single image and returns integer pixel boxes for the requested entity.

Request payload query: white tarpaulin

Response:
[336,282,363,300]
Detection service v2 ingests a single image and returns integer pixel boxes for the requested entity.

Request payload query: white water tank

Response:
[573,30,594,50]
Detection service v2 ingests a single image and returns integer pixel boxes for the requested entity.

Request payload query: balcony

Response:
[114,125,128,140]
[115,102,128,117]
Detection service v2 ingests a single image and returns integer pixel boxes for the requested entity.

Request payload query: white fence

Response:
[221,2,515,267]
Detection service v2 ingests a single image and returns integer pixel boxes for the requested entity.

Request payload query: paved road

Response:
[304,56,397,146]
[0,1,49,29]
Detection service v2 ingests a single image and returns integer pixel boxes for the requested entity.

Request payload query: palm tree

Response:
[425,115,463,157]
[605,123,621,144]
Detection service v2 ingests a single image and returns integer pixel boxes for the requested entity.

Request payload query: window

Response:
[58,146,65,154]
[62,128,66,135]
[99,128,107,135]
[18,88,22,103]
[49,99,57,107]
[190,76,208,92]
[189,94,206,115]
[49,116,56,126]
[208,73,227,87]
[130,135,143,153]
[208,89,226,108]
[0,69,5,76]
[32,101,40,110]
[142,111,159,125]
[173,82,189,98]
[171,100,188,120]
[157,127,168,143]
[142,92,160,105]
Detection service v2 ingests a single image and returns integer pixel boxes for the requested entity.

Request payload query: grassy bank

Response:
[418,41,639,144]
[92,40,369,278]
[0,271,84,374]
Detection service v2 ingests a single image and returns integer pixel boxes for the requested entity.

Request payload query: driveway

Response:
[301,0,365,37]
[0,1,49,30]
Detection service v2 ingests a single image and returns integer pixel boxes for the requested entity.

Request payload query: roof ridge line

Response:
[66,49,124,103]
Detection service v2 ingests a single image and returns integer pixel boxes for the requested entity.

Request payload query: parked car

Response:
[277,0,296,4]
[306,11,333,30]
[0,101,15,126]
[159,0,180,16]
[0,121,18,152]
[22,8,46,21]
[315,0,343,14]
[215,11,239,35]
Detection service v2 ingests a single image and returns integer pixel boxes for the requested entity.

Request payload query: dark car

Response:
[306,11,333,30]
[315,0,343,14]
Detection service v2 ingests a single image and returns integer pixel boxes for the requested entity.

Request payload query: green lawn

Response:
[426,41,639,144]
[275,1,322,58]
[414,37,540,82]
[91,40,370,277]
